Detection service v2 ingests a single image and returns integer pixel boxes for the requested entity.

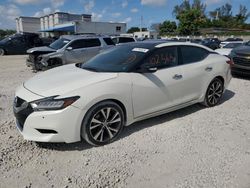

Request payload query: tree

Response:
[127,27,147,33]
[0,29,16,40]
[159,21,177,35]
[173,0,206,35]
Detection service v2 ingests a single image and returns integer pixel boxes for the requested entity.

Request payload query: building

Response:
[133,31,159,40]
[16,12,126,37]
[16,17,40,33]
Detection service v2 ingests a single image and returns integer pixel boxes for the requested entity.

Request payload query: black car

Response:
[0,33,44,56]
[201,38,221,50]
[229,41,250,76]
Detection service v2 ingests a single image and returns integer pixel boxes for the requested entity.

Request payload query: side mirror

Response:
[66,46,73,51]
[137,65,157,73]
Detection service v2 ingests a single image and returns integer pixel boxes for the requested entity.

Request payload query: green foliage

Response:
[0,29,16,40]
[127,27,147,33]
[159,21,177,35]
[173,0,206,35]
[171,1,250,36]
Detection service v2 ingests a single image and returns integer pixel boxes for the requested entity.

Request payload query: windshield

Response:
[80,45,148,72]
[0,37,11,43]
[224,43,242,49]
[49,38,70,50]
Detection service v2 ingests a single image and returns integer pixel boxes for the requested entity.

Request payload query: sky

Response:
[0,0,250,30]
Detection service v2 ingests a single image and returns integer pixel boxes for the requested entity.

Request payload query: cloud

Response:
[0,4,21,29]
[122,17,132,23]
[112,12,121,18]
[51,0,65,8]
[141,0,167,6]
[122,0,128,8]
[84,0,95,13]
[92,12,103,21]
[13,0,41,4]
[34,7,53,17]
[131,8,138,13]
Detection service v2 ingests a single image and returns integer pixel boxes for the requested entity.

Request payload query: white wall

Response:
[75,21,126,35]
[16,17,40,33]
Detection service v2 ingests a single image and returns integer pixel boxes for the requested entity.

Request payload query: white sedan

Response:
[13,42,232,146]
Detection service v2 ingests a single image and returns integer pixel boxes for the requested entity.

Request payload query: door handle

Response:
[173,74,183,80]
[205,67,213,72]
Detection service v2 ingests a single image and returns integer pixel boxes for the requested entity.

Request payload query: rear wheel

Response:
[203,78,224,107]
[81,101,125,146]
[0,48,5,56]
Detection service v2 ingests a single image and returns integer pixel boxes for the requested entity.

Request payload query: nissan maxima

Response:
[13,42,232,146]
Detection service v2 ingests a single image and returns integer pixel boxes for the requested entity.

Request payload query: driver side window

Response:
[143,47,178,69]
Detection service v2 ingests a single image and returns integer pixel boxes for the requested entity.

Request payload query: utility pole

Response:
[140,15,143,32]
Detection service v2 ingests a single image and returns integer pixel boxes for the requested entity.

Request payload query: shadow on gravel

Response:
[36,89,235,151]
[36,140,92,151]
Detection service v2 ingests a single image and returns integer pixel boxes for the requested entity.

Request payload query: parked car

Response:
[0,33,43,56]
[229,41,250,76]
[220,38,243,48]
[111,36,136,45]
[26,35,115,71]
[14,41,232,146]
[190,39,202,44]
[201,38,221,50]
[215,42,243,56]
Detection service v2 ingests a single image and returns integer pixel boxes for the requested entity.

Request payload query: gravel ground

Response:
[0,55,250,188]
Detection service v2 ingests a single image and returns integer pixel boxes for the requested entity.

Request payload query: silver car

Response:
[26,35,115,71]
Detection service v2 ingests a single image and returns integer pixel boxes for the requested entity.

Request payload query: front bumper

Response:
[14,87,85,143]
[231,64,250,76]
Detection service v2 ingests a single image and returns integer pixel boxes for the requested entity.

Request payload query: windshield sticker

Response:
[132,48,149,53]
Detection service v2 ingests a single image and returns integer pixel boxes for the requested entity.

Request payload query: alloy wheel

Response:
[89,107,122,143]
[206,79,223,106]
[0,48,5,56]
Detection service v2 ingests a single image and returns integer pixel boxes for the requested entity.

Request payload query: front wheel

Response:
[81,101,125,146]
[0,48,5,56]
[203,78,224,107]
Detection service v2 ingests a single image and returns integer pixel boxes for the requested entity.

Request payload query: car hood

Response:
[233,45,250,56]
[24,64,118,97]
[27,46,56,54]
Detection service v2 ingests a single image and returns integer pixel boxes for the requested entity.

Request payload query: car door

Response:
[131,46,185,118]
[81,38,101,62]
[178,45,211,102]
[6,37,26,54]
[64,39,86,64]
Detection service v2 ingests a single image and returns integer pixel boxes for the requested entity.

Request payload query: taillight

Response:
[226,59,234,66]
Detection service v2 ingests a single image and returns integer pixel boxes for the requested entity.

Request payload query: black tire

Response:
[0,48,5,56]
[203,78,224,107]
[81,101,125,146]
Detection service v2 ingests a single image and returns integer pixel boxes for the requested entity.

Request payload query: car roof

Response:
[61,35,110,41]
[121,40,214,52]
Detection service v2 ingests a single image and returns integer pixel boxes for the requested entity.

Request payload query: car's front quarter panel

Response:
[61,73,134,126]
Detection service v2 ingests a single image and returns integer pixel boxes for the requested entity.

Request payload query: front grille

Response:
[233,57,250,67]
[13,97,34,131]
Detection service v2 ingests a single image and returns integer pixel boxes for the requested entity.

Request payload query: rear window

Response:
[119,37,135,43]
[181,46,209,65]
[103,38,115,45]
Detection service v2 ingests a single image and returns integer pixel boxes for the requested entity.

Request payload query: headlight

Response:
[30,96,80,111]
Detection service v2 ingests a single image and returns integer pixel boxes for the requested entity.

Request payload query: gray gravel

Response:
[0,55,250,188]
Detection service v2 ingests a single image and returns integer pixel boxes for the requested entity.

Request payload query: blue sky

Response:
[0,0,249,30]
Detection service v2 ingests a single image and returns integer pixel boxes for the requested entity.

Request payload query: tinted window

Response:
[143,47,178,69]
[103,38,115,45]
[80,45,147,72]
[49,38,70,50]
[119,37,135,43]
[70,39,101,49]
[181,46,208,64]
